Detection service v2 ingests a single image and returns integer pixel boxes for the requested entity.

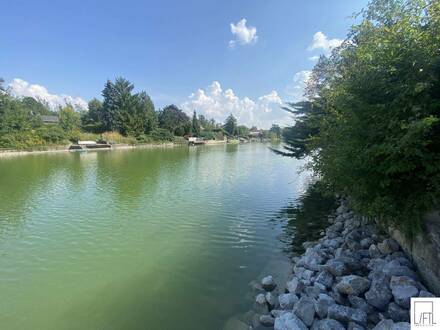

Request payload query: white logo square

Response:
[411,298,440,329]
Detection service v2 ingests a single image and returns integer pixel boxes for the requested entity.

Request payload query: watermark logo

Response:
[411,298,440,329]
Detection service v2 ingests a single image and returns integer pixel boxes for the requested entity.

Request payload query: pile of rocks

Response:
[248,201,435,330]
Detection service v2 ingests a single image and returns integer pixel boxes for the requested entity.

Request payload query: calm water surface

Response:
[0,143,311,330]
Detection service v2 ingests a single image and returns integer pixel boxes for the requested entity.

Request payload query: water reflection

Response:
[276,182,336,256]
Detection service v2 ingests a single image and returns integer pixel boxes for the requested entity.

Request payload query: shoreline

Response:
[242,199,434,329]
[0,139,228,158]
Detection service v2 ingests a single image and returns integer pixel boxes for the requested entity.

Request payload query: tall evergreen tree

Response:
[192,110,200,136]
[223,114,237,136]
[101,78,134,132]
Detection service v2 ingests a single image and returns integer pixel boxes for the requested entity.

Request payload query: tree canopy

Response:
[223,114,237,136]
[281,0,440,236]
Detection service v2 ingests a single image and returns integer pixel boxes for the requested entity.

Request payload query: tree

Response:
[0,96,38,134]
[274,101,323,158]
[192,110,201,136]
[59,105,80,132]
[101,78,157,136]
[137,91,158,135]
[281,0,440,236]
[81,98,104,133]
[223,114,237,136]
[101,77,135,132]
[21,97,53,116]
[158,105,191,136]
[269,124,282,139]
[237,125,249,137]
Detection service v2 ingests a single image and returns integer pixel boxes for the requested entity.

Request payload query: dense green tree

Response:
[192,110,201,136]
[59,105,80,132]
[158,105,191,136]
[21,97,53,116]
[223,114,237,136]
[237,125,249,137]
[101,78,157,136]
[282,0,440,235]
[81,98,104,133]
[101,78,135,132]
[269,124,282,139]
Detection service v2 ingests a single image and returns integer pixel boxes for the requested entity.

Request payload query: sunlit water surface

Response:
[0,143,313,330]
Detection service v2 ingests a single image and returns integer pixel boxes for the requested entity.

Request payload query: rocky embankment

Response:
[246,201,435,330]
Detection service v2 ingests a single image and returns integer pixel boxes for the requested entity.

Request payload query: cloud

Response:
[8,78,88,110]
[308,31,343,55]
[308,55,320,62]
[285,70,312,102]
[181,81,289,128]
[229,19,258,48]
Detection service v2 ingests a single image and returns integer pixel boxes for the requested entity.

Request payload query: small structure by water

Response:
[188,137,205,146]
[69,141,112,151]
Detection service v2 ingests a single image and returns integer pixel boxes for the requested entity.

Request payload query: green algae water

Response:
[0,143,311,330]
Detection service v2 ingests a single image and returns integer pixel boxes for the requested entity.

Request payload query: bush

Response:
[0,131,45,149]
[149,128,174,142]
[36,125,68,144]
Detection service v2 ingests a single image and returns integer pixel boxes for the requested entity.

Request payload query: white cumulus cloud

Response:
[181,81,289,129]
[229,19,258,48]
[8,78,88,110]
[285,70,312,102]
[308,31,343,55]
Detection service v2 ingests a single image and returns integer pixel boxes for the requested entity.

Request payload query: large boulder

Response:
[383,260,417,279]
[326,256,363,276]
[389,276,418,290]
[378,239,400,255]
[256,293,266,304]
[274,312,308,330]
[278,293,299,310]
[391,284,419,309]
[315,270,334,289]
[259,314,275,327]
[324,259,351,276]
[348,295,374,315]
[299,249,326,271]
[265,291,277,308]
[372,319,410,330]
[347,322,366,330]
[261,275,277,291]
[335,275,371,296]
[369,244,382,258]
[387,302,410,322]
[255,293,269,314]
[294,266,315,281]
[327,304,367,326]
[311,319,345,330]
[315,293,335,319]
[365,274,392,311]
[293,296,316,326]
[286,277,303,295]
[271,310,289,318]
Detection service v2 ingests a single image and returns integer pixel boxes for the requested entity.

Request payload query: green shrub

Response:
[36,125,68,144]
[149,128,174,142]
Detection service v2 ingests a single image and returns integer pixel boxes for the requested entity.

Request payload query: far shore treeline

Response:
[279,0,440,237]
[0,77,282,150]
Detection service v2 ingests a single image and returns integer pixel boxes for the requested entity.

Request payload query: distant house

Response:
[41,115,59,124]
[249,129,263,138]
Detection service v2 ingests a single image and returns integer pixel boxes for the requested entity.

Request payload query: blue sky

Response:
[1,0,368,128]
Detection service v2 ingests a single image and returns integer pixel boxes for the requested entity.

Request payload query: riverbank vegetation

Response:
[280,0,440,236]
[0,78,279,150]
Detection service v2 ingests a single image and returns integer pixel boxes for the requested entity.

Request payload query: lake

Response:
[0,143,314,330]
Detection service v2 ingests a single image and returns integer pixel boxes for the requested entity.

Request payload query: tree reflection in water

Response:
[276,182,336,257]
